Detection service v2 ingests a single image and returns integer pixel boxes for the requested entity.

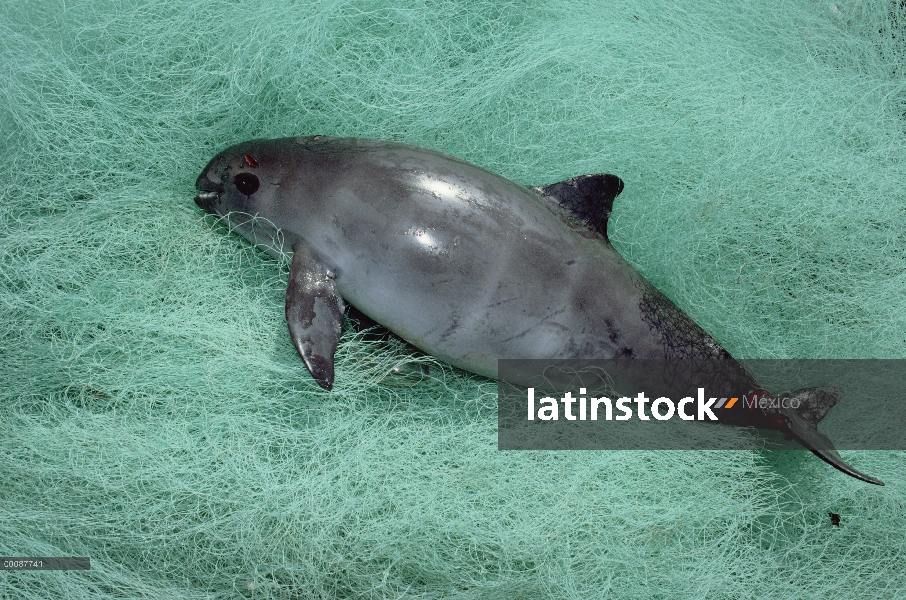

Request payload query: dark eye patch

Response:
[234,172,260,195]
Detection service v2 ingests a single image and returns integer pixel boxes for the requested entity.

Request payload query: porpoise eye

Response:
[234,172,260,195]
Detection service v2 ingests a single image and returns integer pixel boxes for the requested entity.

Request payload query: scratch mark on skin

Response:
[500,308,568,343]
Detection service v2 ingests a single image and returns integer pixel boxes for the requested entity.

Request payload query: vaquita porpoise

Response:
[194,136,882,485]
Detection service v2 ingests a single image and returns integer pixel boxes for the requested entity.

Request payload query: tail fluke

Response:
[775,387,884,486]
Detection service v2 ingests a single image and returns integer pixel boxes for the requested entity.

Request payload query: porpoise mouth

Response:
[194,174,224,212]
[194,191,220,212]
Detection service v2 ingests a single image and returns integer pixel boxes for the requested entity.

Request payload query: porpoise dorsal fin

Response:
[286,243,345,390]
[532,174,624,242]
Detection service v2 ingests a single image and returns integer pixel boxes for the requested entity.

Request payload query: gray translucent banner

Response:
[497,359,906,450]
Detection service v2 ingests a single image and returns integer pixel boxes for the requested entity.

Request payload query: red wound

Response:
[768,413,787,429]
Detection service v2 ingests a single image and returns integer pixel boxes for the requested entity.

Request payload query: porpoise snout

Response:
[194,168,224,212]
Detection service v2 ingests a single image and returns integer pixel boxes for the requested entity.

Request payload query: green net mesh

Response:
[2,0,904,597]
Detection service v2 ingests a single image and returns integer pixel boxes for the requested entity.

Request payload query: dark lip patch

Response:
[194,191,220,212]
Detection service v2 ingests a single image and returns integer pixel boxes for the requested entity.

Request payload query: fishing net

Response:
[2,0,904,597]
